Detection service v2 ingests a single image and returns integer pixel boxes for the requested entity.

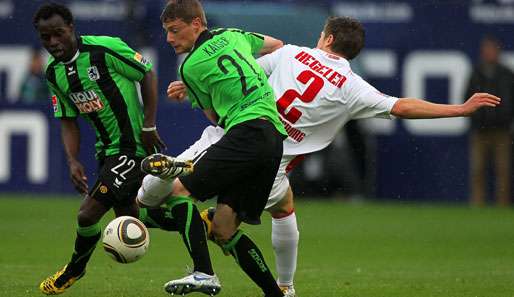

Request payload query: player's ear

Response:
[191,17,203,30]
[67,23,75,33]
[325,34,335,47]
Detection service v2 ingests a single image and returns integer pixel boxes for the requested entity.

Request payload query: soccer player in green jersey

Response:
[33,3,166,295]
[140,1,287,296]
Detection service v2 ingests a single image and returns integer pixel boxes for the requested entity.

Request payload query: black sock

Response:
[56,224,101,286]
[139,207,178,231]
[170,197,214,275]
[224,231,283,297]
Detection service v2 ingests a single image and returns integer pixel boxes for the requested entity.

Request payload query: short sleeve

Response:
[105,37,153,82]
[48,81,78,118]
[245,32,265,55]
[230,29,264,55]
[345,73,398,119]
[257,45,288,76]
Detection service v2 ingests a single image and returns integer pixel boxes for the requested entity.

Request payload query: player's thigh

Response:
[90,154,145,210]
[219,153,282,225]
[177,125,224,160]
[178,127,261,201]
[265,155,295,210]
[267,186,294,218]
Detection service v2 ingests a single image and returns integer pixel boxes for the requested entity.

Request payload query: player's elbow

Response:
[390,99,410,118]
[262,36,284,55]
[273,39,284,51]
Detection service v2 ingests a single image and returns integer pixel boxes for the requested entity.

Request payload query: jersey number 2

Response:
[276,70,324,123]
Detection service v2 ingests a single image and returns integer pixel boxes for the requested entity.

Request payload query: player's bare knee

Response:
[211,221,234,243]
[77,210,96,226]
[270,206,293,218]
[269,187,295,218]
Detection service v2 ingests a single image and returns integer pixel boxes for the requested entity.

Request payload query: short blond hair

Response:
[161,0,207,26]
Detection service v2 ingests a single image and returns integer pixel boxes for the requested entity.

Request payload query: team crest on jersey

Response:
[69,90,104,113]
[87,66,100,81]
[133,52,149,66]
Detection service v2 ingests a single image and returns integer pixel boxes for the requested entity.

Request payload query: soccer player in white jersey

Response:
[138,16,500,297]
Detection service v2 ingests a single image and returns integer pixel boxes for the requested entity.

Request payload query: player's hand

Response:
[167,81,187,102]
[142,129,167,154]
[461,92,501,115]
[68,159,88,195]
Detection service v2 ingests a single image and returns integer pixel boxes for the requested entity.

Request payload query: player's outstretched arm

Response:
[60,117,88,194]
[390,92,501,119]
[141,70,166,154]
[259,35,283,55]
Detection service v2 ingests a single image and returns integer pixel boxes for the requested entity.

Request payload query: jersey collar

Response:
[314,48,350,66]
[190,29,213,54]
[62,35,82,65]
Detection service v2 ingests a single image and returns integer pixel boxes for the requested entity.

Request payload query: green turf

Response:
[1,194,514,297]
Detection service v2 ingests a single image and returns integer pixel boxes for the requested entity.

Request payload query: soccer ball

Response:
[102,216,149,263]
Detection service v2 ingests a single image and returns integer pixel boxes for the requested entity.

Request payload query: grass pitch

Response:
[1,194,514,297]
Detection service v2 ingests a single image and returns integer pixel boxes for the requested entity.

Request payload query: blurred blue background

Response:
[1,0,513,202]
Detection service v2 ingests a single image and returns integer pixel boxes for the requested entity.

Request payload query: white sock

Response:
[272,212,299,287]
[136,175,174,207]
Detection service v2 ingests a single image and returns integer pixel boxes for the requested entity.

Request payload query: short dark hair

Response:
[481,35,502,49]
[323,16,365,60]
[33,2,74,28]
[160,0,207,26]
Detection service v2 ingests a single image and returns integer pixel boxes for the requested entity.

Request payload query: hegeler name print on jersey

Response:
[295,51,347,88]
[69,90,104,113]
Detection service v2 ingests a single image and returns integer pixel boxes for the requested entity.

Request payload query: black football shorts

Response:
[90,154,145,208]
[180,119,284,225]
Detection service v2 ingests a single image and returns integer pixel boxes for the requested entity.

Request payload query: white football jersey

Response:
[258,44,398,155]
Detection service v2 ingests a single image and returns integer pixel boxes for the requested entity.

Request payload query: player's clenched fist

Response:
[167,80,187,102]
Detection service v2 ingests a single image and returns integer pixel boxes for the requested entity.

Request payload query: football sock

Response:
[58,223,101,286]
[139,207,178,231]
[272,211,299,287]
[168,196,214,275]
[137,175,174,208]
[223,230,283,296]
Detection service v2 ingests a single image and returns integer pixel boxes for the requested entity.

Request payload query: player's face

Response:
[163,18,203,54]
[36,15,76,62]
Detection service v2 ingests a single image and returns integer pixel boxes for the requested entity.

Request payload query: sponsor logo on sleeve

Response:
[69,90,105,113]
[133,52,150,66]
[51,95,58,113]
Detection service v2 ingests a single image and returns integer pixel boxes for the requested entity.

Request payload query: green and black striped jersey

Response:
[46,35,152,159]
